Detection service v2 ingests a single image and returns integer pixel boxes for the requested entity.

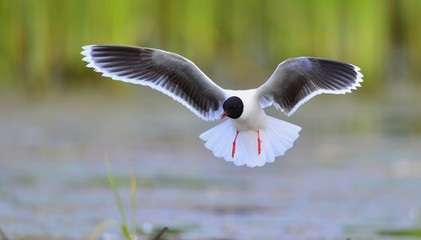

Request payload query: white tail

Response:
[199,116,301,167]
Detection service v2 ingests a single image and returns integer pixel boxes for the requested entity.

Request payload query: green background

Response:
[1,0,421,94]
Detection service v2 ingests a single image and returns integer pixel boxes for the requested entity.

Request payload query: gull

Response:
[81,45,363,167]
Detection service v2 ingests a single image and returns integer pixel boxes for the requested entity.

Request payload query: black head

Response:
[222,96,244,119]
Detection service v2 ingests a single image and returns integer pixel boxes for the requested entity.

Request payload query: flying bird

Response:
[81,45,363,167]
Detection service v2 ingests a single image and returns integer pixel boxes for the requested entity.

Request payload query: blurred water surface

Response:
[0,82,420,239]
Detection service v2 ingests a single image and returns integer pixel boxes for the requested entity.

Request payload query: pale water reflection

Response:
[0,87,420,239]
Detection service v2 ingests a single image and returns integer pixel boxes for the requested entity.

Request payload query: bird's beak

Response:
[219,112,228,119]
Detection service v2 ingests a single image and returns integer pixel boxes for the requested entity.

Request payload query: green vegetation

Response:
[87,162,184,240]
[378,228,421,237]
[1,0,420,95]
[87,161,138,240]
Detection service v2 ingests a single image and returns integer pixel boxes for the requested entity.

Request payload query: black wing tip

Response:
[82,44,155,55]
[308,57,363,87]
[275,57,364,116]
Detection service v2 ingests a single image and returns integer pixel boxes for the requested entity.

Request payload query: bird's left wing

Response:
[81,45,226,121]
[256,57,363,116]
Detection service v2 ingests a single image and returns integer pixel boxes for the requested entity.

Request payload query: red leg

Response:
[232,131,239,158]
[257,130,262,155]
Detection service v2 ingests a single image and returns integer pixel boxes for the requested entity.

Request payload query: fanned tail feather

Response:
[199,116,301,167]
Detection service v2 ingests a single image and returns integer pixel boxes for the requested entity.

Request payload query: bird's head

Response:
[220,96,244,119]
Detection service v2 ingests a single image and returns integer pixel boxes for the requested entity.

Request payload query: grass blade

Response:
[106,161,132,239]
[87,219,120,240]
[130,174,137,238]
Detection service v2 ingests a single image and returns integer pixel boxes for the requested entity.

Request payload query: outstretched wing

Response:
[257,57,363,116]
[81,45,226,121]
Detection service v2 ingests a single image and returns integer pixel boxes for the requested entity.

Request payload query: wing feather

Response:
[81,45,226,121]
[257,57,363,116]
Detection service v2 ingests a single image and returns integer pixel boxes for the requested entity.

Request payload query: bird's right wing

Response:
[257,57,363,116]
[81,45,226,121]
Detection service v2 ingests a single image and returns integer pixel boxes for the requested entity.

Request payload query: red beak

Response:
[219,112,228,119]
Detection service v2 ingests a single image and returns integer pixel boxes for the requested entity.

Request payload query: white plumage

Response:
[200,115,301,167]
[81,45,363,167]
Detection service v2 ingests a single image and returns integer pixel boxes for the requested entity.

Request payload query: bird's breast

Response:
[233,102,267,131]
